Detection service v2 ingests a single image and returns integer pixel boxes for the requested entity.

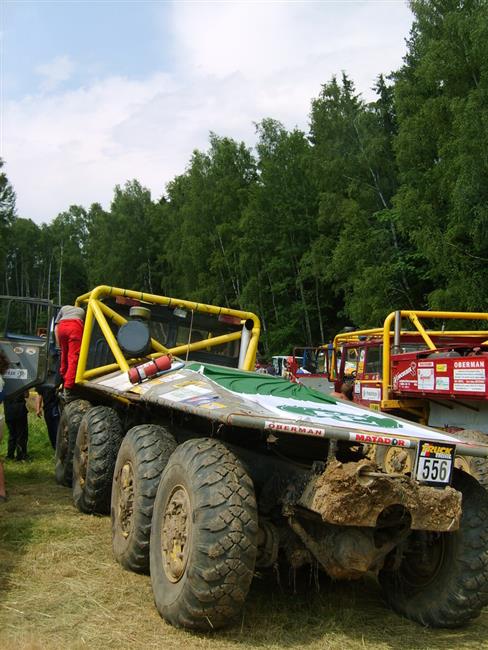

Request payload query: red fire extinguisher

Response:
[128,354,172,384]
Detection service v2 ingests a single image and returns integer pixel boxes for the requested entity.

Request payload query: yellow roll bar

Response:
[331,310,488,399]
[74,285,261,384]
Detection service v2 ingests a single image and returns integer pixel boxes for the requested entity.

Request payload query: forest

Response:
[0,0,487,356]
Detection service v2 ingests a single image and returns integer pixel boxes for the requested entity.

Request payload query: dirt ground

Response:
[1,416,488,650]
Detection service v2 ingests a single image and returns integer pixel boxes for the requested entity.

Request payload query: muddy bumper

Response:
[298,460,462,532]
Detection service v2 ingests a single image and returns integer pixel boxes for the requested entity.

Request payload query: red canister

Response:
[128,354,172,384]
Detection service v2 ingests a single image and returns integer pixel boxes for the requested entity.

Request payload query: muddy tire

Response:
[72,406,124,515]
[111,424,177,573]
[379,470,488,628]
[453,429,488,488]
[55,399,91,486]
[150,438,258,630]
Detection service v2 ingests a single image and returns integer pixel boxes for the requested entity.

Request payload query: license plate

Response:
[415,440,456,487]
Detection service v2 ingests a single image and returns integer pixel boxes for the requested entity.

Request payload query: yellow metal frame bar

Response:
[75,285,261,384]
[330,310,488,400]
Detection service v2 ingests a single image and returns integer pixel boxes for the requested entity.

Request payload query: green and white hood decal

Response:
[187,363,463,443]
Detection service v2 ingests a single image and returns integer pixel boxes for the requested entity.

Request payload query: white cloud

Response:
[4,1,413,223]
[35,55,75,92]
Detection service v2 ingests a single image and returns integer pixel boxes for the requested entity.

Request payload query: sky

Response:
[1,0,413,224]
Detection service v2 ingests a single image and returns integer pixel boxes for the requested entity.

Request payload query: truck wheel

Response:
[72,406,124,515]
[150,438,258,630]
[453,429,488,488]
[379,470,488,628]
[111,424,177,573]
[55,399,91,486]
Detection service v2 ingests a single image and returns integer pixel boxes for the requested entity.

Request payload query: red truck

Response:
[330,309,488,478]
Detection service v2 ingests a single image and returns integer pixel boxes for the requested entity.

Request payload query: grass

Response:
[1,413,488,649]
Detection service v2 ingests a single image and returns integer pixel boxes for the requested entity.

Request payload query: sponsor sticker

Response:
[393,362,416,388]
[265,421,326,437]
[435,376,450,391]
[417,367,434,390]
[453,382,485,393]
[415,440,455,487]
[181,394,220,407]
[348,432,413,448]
[361,386,381,402]
[156,372,187,383]
[454,360,485,369]
[173,380,208,388]
[453,366,486,392]
[199,401,226,410]
[4,368,28,379]
[436,363,447,372]
[162,384,213,402]
[453,368,485,381]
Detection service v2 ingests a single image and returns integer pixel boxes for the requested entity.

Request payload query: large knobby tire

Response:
[379,470,488,628]
[72,406,124,515]
[55,399,91,486]
[454,429,488,488]
[111,424,177,574]
[150,438,258,631]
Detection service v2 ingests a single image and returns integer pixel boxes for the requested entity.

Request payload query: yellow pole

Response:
[75,301,95,383]
[382,312,395,399]
[169,330,242,357]
[90,298,130,372]
[74,285,261,380]
[243,327,260,371]
[407,313,437,350]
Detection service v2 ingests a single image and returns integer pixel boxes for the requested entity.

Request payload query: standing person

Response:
[35,386,60,449]
[5,391,29,461]
[0,350,9,501]
[55,305,85,399]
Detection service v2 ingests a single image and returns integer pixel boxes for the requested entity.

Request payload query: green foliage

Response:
[0,159,17,294]
[164,134,256,306]
[393,0,488,310]
[3,0,486,352]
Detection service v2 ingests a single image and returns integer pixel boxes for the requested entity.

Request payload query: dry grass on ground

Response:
[1,416,488,650]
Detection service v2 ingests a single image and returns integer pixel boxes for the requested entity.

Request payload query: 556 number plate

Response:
[415,440,456,487]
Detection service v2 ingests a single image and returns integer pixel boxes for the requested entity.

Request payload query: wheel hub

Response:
[118,461,135,538]
[161,485,191,583]
[402,531,445,588]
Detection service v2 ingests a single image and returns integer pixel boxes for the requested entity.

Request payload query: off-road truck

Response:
[329,310,488,482]
[2,288,488,631]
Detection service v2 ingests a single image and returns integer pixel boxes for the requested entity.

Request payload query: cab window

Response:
[364,346,382,376]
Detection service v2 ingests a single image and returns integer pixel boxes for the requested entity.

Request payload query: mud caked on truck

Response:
[2,288,488,631]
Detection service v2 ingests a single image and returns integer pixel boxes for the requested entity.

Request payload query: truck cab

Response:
[330,310,488,430]
[0,296,60,399]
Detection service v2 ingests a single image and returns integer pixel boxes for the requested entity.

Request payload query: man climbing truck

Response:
[2,290,488,631]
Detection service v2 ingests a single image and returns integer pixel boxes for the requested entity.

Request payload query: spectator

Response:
[331,381,354,401]
[266,362,276,376]
[0,349,9,501]
[55,305,85,399]
[255,360,268,375]
[5,391,29,461]
[35,386,60,449]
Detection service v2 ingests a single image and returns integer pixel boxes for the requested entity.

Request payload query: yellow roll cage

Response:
[330,310,488,399]
[74,285,261,384]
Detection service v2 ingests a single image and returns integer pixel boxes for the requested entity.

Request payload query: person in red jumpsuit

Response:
[55,305,85,397]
